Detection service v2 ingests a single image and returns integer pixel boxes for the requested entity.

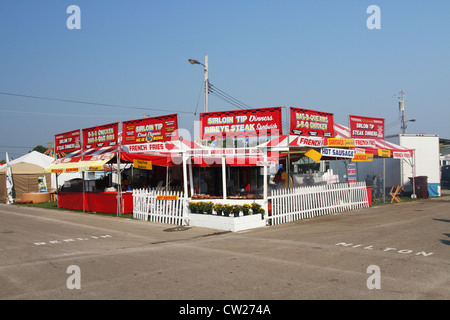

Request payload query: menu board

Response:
[200,107,282,139]
[290,107,334,138]
[122,114,179,145]
[349,115,385,139]
[55,129,81,153]
[82,122,119,150]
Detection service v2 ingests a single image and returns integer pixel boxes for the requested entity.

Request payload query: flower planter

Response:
[188,213,266,232]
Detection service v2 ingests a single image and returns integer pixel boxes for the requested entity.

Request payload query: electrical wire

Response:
[208,82,289,132]
[0,108,130,118]
[0,91,195,115]
[208,82,253,110]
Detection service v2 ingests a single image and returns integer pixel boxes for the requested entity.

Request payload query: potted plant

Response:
[251,203,265,218]
[204,201,214,214]
[198,201,206,214]
[242,204,251,215]
[231,205,242,217]
[188,202,199,213]
[213,203,224,216]
[222,204,232,217]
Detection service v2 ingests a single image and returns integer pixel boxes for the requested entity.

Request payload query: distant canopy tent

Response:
[0,151,54,203]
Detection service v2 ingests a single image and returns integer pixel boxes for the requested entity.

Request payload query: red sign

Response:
[55,129,81,153]
[122,114,179,145]
[349,115,385,139]
[200,107,283,139]
[82,122,119,150]
[290,107,334,138]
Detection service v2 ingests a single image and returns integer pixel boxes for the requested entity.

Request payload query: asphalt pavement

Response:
[0,195,449,302]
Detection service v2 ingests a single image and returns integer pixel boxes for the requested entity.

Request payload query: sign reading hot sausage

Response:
[290,107,334,138]
[349,115,385,139]
[55,129,81,153]
[200,107,282,139]
[82,122,119,150]
[122,114,179,145]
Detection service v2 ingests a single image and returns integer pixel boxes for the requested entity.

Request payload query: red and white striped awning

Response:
[258,123,413,158]
[45,146,119,172]
[334,123,413,157]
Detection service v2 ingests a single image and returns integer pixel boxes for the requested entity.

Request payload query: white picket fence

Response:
[132,189,187,225]
[268,182,369,225]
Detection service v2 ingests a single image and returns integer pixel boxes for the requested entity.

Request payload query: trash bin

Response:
[409,176,428,198]
[366,187,372,206]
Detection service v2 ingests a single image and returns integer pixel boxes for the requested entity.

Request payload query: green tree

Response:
[32,145,47,153]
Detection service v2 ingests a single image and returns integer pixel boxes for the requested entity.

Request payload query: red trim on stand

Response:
[58,192,133,214]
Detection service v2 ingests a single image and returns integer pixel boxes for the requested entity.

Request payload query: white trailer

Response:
[394,134,441,197]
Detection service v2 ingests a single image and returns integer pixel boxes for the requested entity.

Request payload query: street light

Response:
[188,55,209,113]
[402,119,416,134]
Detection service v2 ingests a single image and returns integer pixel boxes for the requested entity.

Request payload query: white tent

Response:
[0,151,80,200]
[0,151,54,169]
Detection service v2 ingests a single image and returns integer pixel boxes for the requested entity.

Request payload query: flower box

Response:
[188,213,266,232]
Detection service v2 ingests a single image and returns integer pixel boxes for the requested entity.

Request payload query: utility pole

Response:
[204,55,209,113]
[188,54,209,113]
[399,90,406,134]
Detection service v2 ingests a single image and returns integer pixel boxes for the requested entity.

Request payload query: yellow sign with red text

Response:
[352,154,374,162]
[156,195,179,200]
[327,138,354,147]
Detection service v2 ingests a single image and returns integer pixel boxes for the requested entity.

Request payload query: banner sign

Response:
[354,139,377,147]
[82,122,119,150]
[326,138,354,147]
[200,107,282,139]
[377,149,391,157]
[133,159,153,170]
[156,195,179,200]
[347,163,357,184]
[321,148,355,159]
[290,107,334,137]
[55,129,81,153]
[393,151,412,159]
[122,114,179,145]
[352,154,374,162]
[349,115,385,139]
[123,142,174,153]
[294,136,325,147]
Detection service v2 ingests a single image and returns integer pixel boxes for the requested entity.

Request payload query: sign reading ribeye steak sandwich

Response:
[290,107,334,138]
[82,122,119,150]
[200,107,282,139]
[349,115,385,139]
[122,114,179,145]
[55,129,81,153]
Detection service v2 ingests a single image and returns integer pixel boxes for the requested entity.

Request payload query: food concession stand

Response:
[46,107,414,218]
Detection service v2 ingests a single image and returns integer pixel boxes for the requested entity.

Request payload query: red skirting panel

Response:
[58,192,133,214]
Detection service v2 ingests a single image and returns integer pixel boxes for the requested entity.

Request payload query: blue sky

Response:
[1,0,449,159]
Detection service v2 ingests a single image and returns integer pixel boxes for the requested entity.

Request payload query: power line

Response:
[0,91,195,115]
[0,145,33,148]
[208,83,253,110]
[0,108,131,118]
[207,83,289,131]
